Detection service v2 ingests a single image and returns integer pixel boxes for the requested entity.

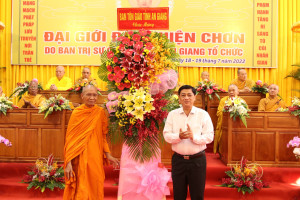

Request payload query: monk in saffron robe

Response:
[63,85,119,200]
[46,65,72,91]
[213,84,240,154]
[230,68,254,92]
[201,71,210,81]
[75,67,96,83]
[258,84,286,111]
[18,81,45,108]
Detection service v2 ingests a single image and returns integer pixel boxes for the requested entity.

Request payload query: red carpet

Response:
[0,154,299,200]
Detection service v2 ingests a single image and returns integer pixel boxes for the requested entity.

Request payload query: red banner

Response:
[117,7,169,30]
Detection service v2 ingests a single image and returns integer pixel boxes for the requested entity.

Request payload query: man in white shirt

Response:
[163,85,214,200]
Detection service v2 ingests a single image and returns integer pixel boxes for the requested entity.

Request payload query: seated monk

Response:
[231,68,254,92]
[213,84,242,154]
[75,67,96,83]
[18,80,45,108]
[45,65,72,91]
[258,84,286,111]
[63,85,119,200]
[201,71,210,81]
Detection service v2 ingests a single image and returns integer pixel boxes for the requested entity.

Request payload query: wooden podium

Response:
[206,92,266,129]
[220,112,300,167]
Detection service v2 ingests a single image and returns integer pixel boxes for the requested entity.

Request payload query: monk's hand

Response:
[179,128,189,139]
[186,124,194,140]
[65,162,73,180]
[50,84,57,91]
[106,153,119,168]
[243,87,252,92]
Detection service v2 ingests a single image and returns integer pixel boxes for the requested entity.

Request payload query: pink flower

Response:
[139,29,148,36]
[119,43,125,52]
[132,34,141,41]
[108,91,118,101]
[122,37,130,45]
[106,101,118,113]
[107,51,114,59]
[256,80,263,86]
[127,30,134,35]
[134,41,144,49]
[145,42,153,50]
[287,136,300,148]
[124,49,134,56]
[117,36,126,42]
[206,89,213,94]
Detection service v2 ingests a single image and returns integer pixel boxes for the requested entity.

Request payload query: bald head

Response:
[237,68,247,82]
[82,67,91,79]
[268,84,279,98]
[81,85,98,107]
[56,65,65,80]
[228,84,239,97]
[201,71,209,81]
[28,81,38,96]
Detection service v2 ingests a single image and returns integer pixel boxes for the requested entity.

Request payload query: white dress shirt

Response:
[163,106,214,155]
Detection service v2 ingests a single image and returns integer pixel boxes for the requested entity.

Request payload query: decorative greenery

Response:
[223,97,250,127]
[285,64,300,92]
[22,154,65,192]
[10,80,43,101]
[220,157,269,195]
[38,94,71,118]
[195,80,226,100]
[0,94,13,115]
[252,80,269,94]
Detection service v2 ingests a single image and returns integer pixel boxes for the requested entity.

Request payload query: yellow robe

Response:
[258,96,286,111]
[75,77,96,83]
[213,96,247,154]
[63,104,110,200]
[213,96,229,154]
[231,79,255,90]
[45,76,73,90]
[18,94,45,108]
